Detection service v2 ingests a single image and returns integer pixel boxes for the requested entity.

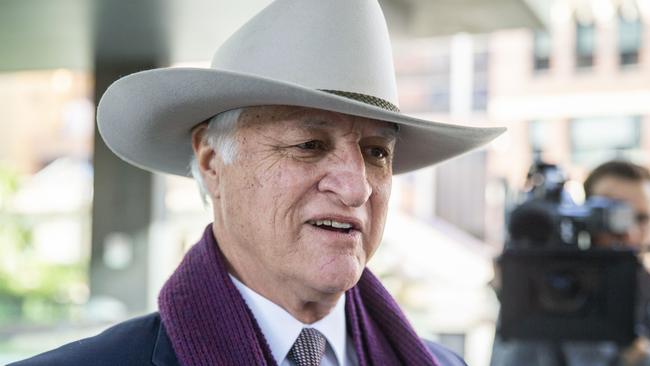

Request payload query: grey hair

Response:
[189,108,244,203]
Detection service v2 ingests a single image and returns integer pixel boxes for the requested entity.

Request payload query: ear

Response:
[191,124,221,198]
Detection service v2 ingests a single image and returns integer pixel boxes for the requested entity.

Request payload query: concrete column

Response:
[434,34,487,240]
[90,0,168,315]
[90,62,156,315]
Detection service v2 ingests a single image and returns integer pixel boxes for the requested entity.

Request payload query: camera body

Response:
[499,248,638,344]
[498,162,641,345]
[507,161,635,250]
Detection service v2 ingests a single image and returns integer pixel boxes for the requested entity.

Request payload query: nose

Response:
[317,144,372,207]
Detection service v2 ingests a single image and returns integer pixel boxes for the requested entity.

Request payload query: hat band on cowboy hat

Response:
[96,0,505,176]
[320,90,400,113]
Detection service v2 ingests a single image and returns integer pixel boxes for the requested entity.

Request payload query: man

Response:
[11,1,503,365]
[491,160,650,366]
[584,161,650,250]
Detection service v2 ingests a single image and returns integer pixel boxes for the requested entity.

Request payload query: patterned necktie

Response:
[287,328,327,366]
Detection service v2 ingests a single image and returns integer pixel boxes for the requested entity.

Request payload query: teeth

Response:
[331,221,352,229]
[308,219,353,229]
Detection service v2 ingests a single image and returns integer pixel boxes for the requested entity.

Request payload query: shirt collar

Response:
[230,275,347,366]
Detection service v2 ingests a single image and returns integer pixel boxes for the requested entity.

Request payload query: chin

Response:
[314,257,364,294]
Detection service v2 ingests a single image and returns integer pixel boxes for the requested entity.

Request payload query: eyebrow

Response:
[299,118,399,140]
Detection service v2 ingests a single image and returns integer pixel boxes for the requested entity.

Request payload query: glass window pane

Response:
[533,30,551,71]
[576,22,595,68]
[529,120,551,153]
[396,49,451,113]
[473,51,489,111]
[570,116,641,166]
[619,15,642,66]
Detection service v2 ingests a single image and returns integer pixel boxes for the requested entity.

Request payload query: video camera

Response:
[497,161,643,345]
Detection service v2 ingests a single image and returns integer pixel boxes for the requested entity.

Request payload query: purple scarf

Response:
[159,225,439,366]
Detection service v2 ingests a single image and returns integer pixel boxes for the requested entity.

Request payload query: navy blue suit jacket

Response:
[9,312,467,366]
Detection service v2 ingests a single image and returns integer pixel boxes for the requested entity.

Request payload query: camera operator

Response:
[490,160,650,366]
[585,161,650,251]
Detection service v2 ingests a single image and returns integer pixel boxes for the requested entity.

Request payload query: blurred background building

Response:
[2,0,648,365]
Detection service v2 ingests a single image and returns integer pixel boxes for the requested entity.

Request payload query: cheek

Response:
[243,161,318,233]
[639,224,650,240]
[365,179,392,256]
[371,178,392,222]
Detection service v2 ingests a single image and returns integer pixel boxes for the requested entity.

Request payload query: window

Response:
[570,116,641,166]
[533,30,551,71]
[395,44,450,114]
[472,51,489,111]
[618,9,642,66]
[529,120,552,154]
[428,54,451,113]
[576,21,595,69]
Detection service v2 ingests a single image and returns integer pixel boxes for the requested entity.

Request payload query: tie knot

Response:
[288,328,327,366]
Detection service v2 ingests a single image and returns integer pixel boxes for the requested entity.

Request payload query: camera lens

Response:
[537,270,588,313]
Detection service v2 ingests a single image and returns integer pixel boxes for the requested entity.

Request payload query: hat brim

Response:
[97,67,505,176]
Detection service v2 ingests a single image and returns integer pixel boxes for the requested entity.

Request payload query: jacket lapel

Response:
[152,319,180,366]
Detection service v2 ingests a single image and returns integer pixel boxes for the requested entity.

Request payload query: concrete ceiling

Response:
[0,0,547,72]
[0,0,92,71]
[381,0,547,38]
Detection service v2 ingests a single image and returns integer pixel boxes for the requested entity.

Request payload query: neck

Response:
[213,227,342,324]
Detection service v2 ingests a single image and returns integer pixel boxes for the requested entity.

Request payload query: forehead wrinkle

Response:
[350,114,399,140]
[298,119,364,144]
[245,106,398,141]
[298,116,398,142]
[375,124,398,140]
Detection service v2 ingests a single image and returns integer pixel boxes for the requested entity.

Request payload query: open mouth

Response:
[307,219,355,234]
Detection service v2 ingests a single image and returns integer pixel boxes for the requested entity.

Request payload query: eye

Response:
[296,140,327,150]
[364,146,391,164]
[369,147,388,159]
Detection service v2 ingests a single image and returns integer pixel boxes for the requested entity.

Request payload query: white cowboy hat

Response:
[97,0,505,176]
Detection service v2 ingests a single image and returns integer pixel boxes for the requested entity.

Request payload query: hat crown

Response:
[211,0,399,105]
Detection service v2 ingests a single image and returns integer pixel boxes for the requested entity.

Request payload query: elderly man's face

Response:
[204,106,396,299]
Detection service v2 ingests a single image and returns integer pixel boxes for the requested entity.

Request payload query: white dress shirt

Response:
[230,275,358,366]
